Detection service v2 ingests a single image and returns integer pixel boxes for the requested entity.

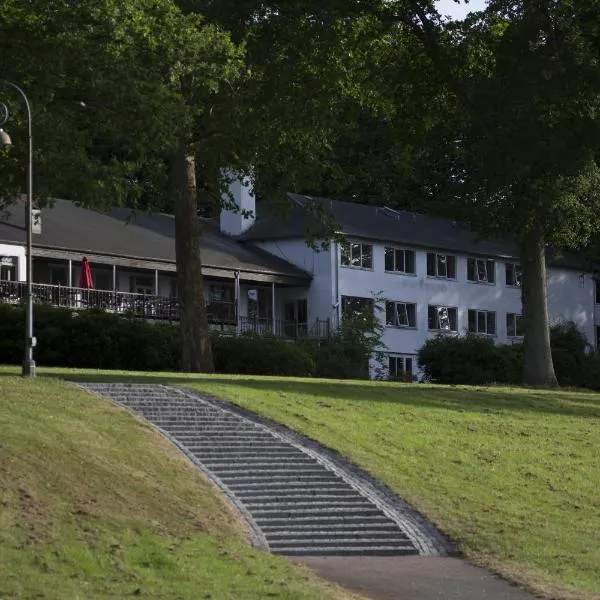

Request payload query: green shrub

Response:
[550,321,590,387]
[0,304,180,371]
[418,333,503,385]
[418,322,600,388]
[212,332,315,376]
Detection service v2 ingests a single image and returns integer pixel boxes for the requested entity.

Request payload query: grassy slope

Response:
[0,376,363,600]
[184,376,600,600]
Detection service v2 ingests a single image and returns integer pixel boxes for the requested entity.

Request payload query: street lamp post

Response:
[0,80,35,377]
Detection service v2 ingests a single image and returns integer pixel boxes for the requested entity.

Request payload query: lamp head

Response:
[0,128,11,146]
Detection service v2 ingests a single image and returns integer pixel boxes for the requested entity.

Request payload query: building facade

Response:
[0,188,596,378]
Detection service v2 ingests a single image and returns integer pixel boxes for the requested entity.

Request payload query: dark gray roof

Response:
[0,199,310,281]
[243,194,519,258]
[243,194,593,270]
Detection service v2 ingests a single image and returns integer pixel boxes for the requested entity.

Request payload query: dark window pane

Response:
[447,256,456,279]
[385,247,394,271]
[506,264,514,286]
[350,243,362,267]
[468,310,476,332]
[487,260,495,284]
[449,308,458,331]
[385,301,395,325]
[487,312,496,335]
[341,243,351,266]
[515,314,524,336]
[395,249,404,271]
[362,245,373,268]
[428,305,437,329]
[427,253,435,276]
[467,258,476,281]
[476,259,488,282]
[397,304,408,326]
[477,311,486,332]
[407,304,416,327]
[389,356,396,375]
[437,255,448,278]
[405,251,416,274]
[506,314,515,336]
[405,357,413,376]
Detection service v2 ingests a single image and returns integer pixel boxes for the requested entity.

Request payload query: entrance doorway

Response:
[283,298,308,337]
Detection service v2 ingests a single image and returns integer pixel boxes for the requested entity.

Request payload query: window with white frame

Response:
[388,355,414,380]
[428,305,458,331]
[340,242,373,269]
[0,256,17,281]
[384,247,416,274]
[467,257,495,284]
[506,313,524,337]
[468,309,496,335]
[426,253,456,279]
[342,295,373,321]
[506,263,522,287]
[386,301,417,328]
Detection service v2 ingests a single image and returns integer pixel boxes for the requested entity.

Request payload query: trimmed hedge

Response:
[0,304,181,371]
[0,304,371,378]
[418,322,600,389]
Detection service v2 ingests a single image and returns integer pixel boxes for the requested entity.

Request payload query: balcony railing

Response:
[0,280,179,321]
[0,280,330,339]
[239,316,330,339]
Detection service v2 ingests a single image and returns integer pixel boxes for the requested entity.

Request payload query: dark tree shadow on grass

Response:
[3,367,597,419]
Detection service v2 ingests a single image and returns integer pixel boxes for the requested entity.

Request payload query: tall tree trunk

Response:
[171,142,214,373]
[519,229,558,387]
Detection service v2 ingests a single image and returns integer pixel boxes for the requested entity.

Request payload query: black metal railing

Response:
[0,280,330,338]
[239,316,330,339]
[0,280,179,321]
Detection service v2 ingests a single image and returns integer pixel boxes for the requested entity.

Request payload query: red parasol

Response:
[78,257,94,289]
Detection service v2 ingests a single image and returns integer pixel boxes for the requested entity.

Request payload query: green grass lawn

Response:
[0,375,364,600]
[21,367,600,600]
[188,377,600,600]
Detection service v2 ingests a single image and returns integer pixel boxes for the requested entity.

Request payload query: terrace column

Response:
[271,282,276,335]
[68,259,72,287]
[154,269,159,295]
[112,265,117,291]
[235,271,240,333]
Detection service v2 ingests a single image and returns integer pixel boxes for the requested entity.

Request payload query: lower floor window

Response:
[388,355,414,380]
[248,287,272,319]
[428,305,458,331]
[386,301,417,328]
[468,309,496,335]
[506,313,524,337]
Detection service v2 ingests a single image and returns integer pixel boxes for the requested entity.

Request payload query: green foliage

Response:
[0,0,241,209]
[0,305,181,371]
[311,310,386,380]
[550,321,592,388]
[418,323,600,389]
[417,333,522,386]
[0,305,373,378]
[212,332,315,377]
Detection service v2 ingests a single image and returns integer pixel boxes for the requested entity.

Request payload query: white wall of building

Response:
[0,243,26,281]
[254,239,335,325]
[254,237,597,375]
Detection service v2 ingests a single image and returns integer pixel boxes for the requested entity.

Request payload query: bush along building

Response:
[0,180,597,379]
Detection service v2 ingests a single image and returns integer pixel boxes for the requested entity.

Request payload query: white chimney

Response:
[219,174,256,236]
